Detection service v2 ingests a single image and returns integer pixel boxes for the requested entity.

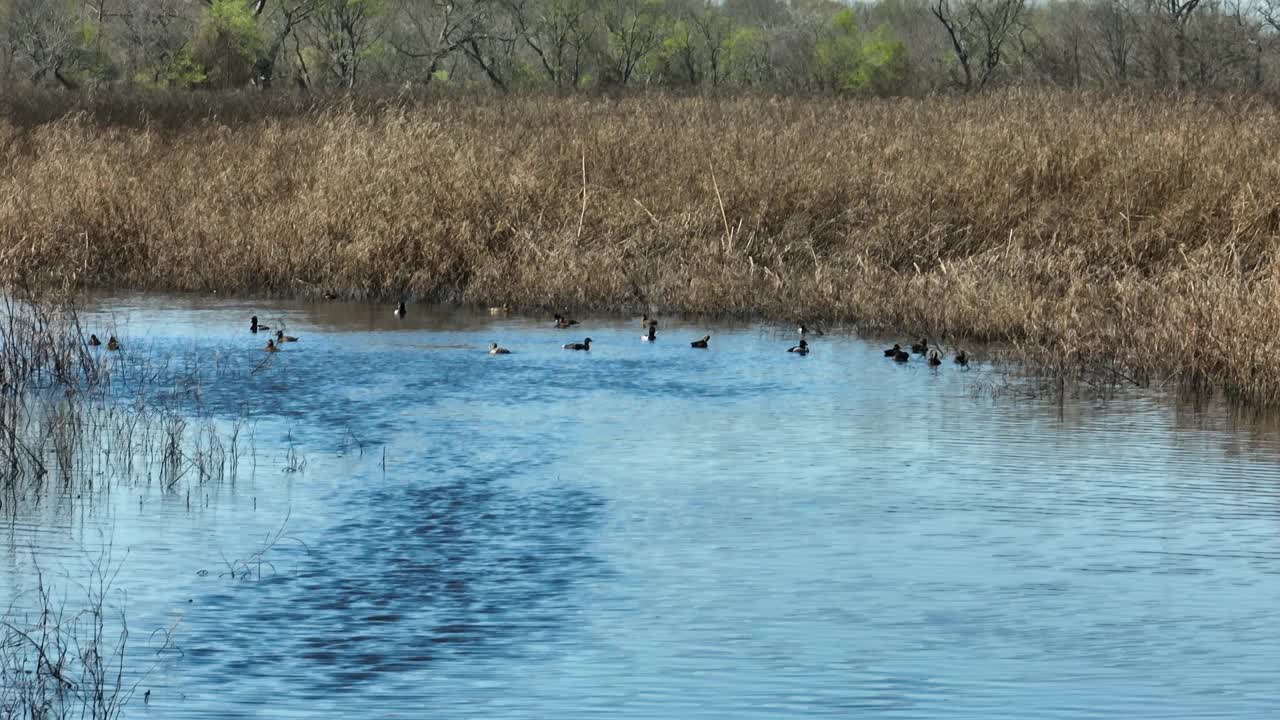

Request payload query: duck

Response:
[250,316,268,333]
[690,335,710,349]
[641,314,659,329]
[488,304,510,315]
[642,326,657,342]
[883,343,901,357]
[489,342,511,355]
[954,350,969,367]
[927,349,942,367]
[788,339,810,355]
[87,334,101,347]
[106,337,121,352]
[911,337,929,354]
[264,339,279,352]
[563,337,592,351]
[394,301,406,318]
[275,330,298,343]
[893,348,910,363]
[554,313,579,328]
[798,323,825,337]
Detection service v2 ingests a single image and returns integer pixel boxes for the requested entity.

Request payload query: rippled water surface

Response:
[4,294,1280,718]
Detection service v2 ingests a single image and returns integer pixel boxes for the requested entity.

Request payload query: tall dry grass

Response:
[3,90,1280,402]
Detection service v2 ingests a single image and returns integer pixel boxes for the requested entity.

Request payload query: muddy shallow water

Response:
[3,294,1280,718]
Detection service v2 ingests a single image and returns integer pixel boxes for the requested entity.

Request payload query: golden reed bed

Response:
[2,90,1279,403]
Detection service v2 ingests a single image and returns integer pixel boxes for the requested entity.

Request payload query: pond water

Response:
[4,294,1280,718]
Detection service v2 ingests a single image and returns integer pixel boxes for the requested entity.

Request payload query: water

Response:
[4,294,1280,718]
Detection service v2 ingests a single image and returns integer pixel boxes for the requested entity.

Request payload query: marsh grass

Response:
[4,91,1280,402]
[0,292,259,518]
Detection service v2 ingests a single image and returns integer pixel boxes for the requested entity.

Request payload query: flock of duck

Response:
[242,301,972,366]
[89,301,970,368]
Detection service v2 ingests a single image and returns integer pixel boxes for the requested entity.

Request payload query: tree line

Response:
[2,0,1278,95]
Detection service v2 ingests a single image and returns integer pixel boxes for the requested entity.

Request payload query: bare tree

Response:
[501,0,593,87]
[5,0,86,88]
[115,0,200,85]
[254,0,322,87]
[1225,0,1262,86]
[1148,0,1204,87]
[1086,0,1137,85]
[930,0,1027,91]
[599,0,666,85]
[687,0,733,87]
[391,0,515,89]
[307,0,387,88]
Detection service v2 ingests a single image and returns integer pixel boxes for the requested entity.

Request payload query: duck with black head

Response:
[489,343,511,355]
[893,348,910,363]
[883,343,901,357]
[250,316,268,333]
[690,335,710,349]
[88,334,101,347]
[563,337,592,351]
[927,349,942,367]
[394,301,406,318]
[954,350,969,367]
[642,326,656,342]
[276,330,298,343]
[789,339,810,355]
[911,337,929,354]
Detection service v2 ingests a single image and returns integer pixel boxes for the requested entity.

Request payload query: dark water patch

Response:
[184,462,607,693]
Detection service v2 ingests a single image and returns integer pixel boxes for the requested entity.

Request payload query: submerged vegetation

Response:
[1,550,133,720]
[0,292,252,513]
[2,91,1280,403]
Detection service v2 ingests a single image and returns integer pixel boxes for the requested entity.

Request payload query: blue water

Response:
[3,294,1280,718]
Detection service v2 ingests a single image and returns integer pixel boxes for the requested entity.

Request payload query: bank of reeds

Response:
[3,91,1280,402]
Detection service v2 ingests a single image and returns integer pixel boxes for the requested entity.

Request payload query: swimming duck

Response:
[642,326,656,342]
[489,304,510,315]
[883,343,901,357]
[927,349,942,367]
[690,335,710,349]
[789,339,810,355]
[276,330,299,343]
[88,334,101,347]
[954,350,969,367]
[264,339,279,352]
[250,316,268,333]
[394,301,406,318]
[911,337,929,354]
[106,337,121,352]
[893,348,910,363]
[563,337,592,351]
[489,343,511,355]
[798,324,825,337]
[554,313,579,328]
[641,314,659,329]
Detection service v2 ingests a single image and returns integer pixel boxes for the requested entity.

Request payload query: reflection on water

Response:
[3,294,1280,718]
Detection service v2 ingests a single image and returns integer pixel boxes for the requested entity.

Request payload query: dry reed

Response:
[3,90,1280,402]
